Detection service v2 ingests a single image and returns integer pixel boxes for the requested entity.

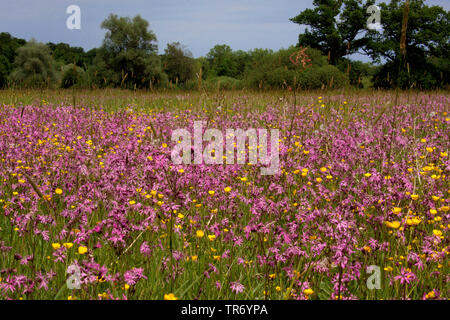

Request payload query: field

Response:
[0,89,448,300]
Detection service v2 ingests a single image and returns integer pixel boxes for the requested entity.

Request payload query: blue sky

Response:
[0,0,448,60]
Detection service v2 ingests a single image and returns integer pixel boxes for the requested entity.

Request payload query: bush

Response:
[60,64,87,88]
[203,76,243,91]
[9,40,57,88]
[241,46,347,90]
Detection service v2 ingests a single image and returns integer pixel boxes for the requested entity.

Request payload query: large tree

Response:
[366,0,450,88]
[290,0,375,65]
[9,40,57,88]
[162,42,196,85]
[0,32,26,87]
[47,42,88,68]
[206,44,238,78]
[94,14,164,88]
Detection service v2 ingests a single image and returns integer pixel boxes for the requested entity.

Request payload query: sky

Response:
[0,0,448,60]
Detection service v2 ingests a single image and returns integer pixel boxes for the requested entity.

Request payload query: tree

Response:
[162,42,196,85]
[290,0,375,65]
[61,64,86,88]
[47,42,88,67]
[337,59,375,87]
[242,46,347,89]
[366,0,450,88]
[0,55,10,88]
[232,50,251,79]
[95,14,164,88]
[206,44,238,78]
[0,32,26,87]
[9,40,57,88]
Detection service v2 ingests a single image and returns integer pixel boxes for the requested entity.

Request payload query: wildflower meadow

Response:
[0,89,448,300]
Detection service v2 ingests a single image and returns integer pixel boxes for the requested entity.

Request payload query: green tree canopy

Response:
[9,40,57,88]
[366,0,450,88]
[206,44,238,78]
[47,42,88,68]
[162,42,196,85]
[94,14,164,88]
[242,46,347,89]
[0,32,26,87]
[60,63,87,88]
[290,0,375,65]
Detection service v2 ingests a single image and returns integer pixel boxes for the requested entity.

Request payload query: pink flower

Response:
[230,281,245,294]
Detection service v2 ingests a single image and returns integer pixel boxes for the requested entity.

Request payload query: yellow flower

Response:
[68,295,77,300]
[208,234,216,241]
[18,179,25,184]
[384,266,393,272]
[426,291,435,299]
[52,243,61,250]
[191,255,198,262]
[178,169,184,173]
[196,230,204,238]
[269,273,276,279]
[63,242,73,249]
[213,255,221,261]
[432,230,442,237]
[162,143,168,148]
[240,177,248,182]
[99,292,109,299]
[78,246,88,255]
[320,167,327,172]
[129,200,136,205]
[364,173,372,177]
[224,187,231,193]
[392,207,402,214]
[208,190,215,196]
[303,288,314,295]
[406,217,421,226]
[124,284,130,291]
[430,209,437,215]
[385,221,401,229]
[426,147,433,153]
[164,293,178,300]
[410,194,419,200]
[55,188,63,195]
[316,177,323,183]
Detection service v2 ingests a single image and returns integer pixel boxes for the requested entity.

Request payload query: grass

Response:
[0,88,448,300]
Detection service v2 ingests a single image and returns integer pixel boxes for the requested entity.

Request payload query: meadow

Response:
[0,88,448,300]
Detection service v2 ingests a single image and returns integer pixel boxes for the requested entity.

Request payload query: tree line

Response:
[0,0,448,90]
